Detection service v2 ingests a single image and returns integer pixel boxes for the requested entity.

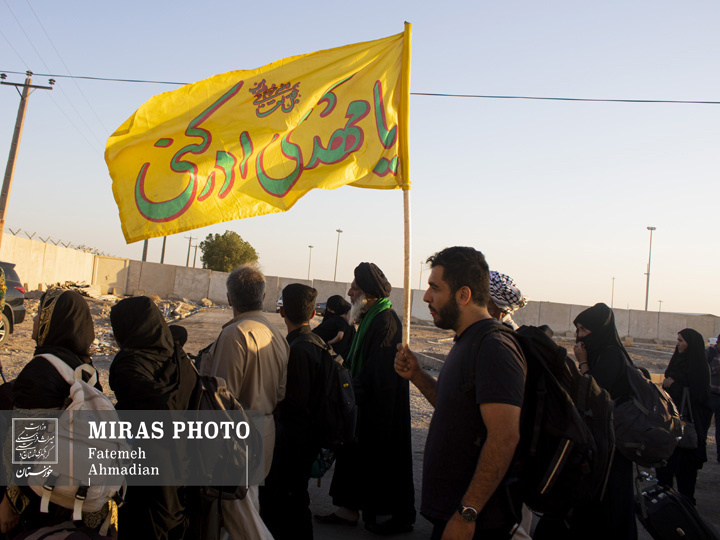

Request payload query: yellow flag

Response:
[105,26,411,243]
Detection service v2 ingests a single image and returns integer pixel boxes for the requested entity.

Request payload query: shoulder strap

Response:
[680,387,694,422]
[38,354,98,387]
[290,331,329,351]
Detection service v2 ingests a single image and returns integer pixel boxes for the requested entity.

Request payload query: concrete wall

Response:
[208,272,229,304]
[0,235,94,290]
[126,261,177,299]
[3,235,719,342]
[94,256,130,295]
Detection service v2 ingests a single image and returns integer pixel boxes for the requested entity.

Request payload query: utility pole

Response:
[160,237,167,264]
[141,239,149,262]
[0,72,53,252]
[307,245,313,280]
[184,235,196,266]
[192,244,199,268]
[333,229,342,281]
[644,226,656,311]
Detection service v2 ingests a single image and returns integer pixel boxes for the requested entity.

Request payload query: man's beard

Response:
[349,292,369,324]
[432,296,461,331]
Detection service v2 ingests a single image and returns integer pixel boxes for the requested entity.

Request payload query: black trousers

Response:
[259,442,318,540]
[656,448,701,505]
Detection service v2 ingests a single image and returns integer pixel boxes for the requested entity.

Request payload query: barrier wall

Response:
[3,235,718,342]
[0,235,94,290]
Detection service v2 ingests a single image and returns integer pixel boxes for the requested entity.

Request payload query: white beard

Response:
[349,292,368,324]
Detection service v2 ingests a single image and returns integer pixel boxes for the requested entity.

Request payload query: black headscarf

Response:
[573,302,627,365]
[13,288,96,408]
[665,328,710,406]
[325,295,351,319]
[34,288,94,367]
[109,297,196,411]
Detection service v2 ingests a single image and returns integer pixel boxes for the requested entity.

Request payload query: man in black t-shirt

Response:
[395,247,526,540]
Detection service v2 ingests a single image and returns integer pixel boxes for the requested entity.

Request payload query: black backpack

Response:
[467,324,615,517]
[290,332,357,450]
[612,348,682,467]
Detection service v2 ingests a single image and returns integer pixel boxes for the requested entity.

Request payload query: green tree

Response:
[200,231,259,272]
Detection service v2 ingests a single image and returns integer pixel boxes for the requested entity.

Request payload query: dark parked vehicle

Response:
[0,262,26,346]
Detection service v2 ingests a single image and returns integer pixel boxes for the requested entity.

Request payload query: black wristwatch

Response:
[457,504,478,522]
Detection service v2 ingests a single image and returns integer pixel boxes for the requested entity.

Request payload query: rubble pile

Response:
[23,291,211,357]
[43,281,103,298]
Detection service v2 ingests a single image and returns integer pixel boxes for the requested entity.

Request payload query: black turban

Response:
[354,262,392,298]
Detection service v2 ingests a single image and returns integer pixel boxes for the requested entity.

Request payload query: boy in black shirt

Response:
[260,283,326,539]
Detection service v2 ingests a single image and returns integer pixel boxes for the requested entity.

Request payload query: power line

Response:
[0,69,187,86]
[1,2,105,146]
[25,0,109,132]
[0,29,31,68]
[411,92,720,105]
[2,68,720,106]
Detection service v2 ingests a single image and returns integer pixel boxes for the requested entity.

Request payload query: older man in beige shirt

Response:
[201,265,289,539]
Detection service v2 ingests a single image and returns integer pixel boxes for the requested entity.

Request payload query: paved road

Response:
[174,308,431,539]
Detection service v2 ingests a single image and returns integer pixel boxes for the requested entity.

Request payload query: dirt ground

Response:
[1,295,718,535]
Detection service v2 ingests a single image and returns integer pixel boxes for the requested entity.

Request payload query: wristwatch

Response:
[457,504,478,522]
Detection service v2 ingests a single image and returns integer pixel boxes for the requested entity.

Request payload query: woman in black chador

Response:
[1,289,107,535]
[536,302,637,540]
[312,295,355,359]
[110,296,197,540]
[572,303,636,540]
[657,328,711,504]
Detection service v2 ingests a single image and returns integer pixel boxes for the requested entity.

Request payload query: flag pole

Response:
[400,22,413,344]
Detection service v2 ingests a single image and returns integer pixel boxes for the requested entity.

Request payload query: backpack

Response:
[187,368,264,500]
[186,368,266,540]
[612,349,682,467]
[289,332,357,450]
[467,324,615,517]
[13,521,113,540]
[25,355,127,535]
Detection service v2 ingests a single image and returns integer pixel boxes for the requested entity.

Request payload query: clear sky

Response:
[1,1,718,316]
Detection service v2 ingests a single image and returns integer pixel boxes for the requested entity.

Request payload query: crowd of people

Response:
[0,247,717,540]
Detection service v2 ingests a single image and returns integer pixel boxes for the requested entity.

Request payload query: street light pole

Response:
[644,226,656,311]
[333,229,342,281]
[307,245,313,280]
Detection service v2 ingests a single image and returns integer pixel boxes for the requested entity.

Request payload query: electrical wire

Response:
[0,29,31,69]
[0,69,187,86]
[25,0,109,132]
[2,0,105,146]
[2,68,719,105]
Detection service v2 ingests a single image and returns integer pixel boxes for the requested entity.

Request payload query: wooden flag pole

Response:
[400,22,413,344]
[402,190,411,344]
